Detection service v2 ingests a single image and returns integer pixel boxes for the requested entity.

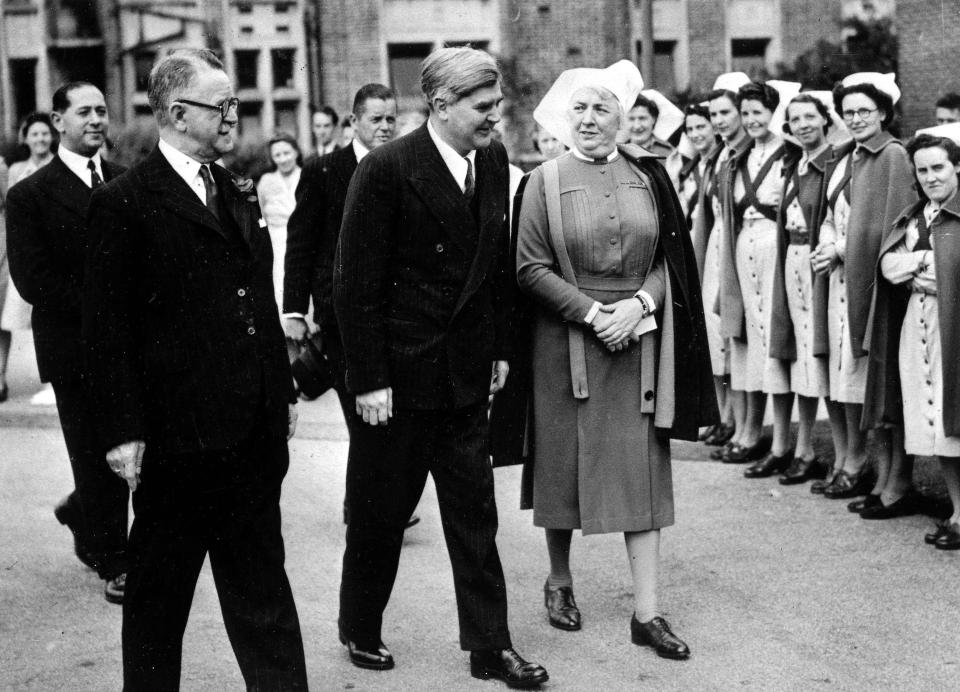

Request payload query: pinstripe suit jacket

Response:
[82,145,292,453]
[333,123,514,410]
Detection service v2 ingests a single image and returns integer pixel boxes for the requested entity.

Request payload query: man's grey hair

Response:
[419,46,501,111]
[148,48,225,125]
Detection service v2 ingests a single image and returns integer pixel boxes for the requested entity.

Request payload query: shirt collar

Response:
[57,145,103,186]
[351,138,370,163]
[158,137,206,189]
[427,118,476,192]
[571,147,619,162]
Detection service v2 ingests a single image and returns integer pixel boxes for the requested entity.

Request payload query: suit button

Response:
[237,288,246,297]
[247,327,256,335]
[609,237,617,245]
[435,243,444,253]
[643,390,654,401]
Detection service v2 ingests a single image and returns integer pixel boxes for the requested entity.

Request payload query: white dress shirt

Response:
[427,119,477,193]
[158,137,212,203]
[57,146,104,188]
[351,138,370,163]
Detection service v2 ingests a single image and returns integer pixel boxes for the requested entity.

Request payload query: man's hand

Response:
[283,316,309,344]
[106,440,145,492]
[593,298,645,346]
[490,360,510,395]
[356,387,393,426]
[288,404,298,440]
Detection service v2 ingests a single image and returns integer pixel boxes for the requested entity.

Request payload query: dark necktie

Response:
[915,209,934,251]
[463,156,475,202]
[87,159,103,189]
[198,164,220,220]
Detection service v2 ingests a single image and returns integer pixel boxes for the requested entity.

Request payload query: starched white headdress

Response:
[638,89,684,142]
[915,122,960,145]
[534,60,644,150]
[712,72,751,94]
[841,72,901,104]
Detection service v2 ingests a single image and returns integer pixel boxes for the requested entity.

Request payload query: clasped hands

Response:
[591,298,647,352]
[810,241,839,275]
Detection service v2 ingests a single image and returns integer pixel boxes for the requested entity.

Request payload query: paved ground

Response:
[2,333,958,691]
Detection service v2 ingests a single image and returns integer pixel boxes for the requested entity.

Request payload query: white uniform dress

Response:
[820,153,868,404]
[701,151,728,375]
[881,204,960,457]
[729,139,790,394]
[256,167,301,314]
[782,163,828,398]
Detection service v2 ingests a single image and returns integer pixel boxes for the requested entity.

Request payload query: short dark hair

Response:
[785,93,832,135]
[935,92,960,111]
[706,89,738,108]
[907,133,960,165]
[52,81,99,113]
[266,131,303,169]
[737,81,780,112]
[352,84,396,116]
[631,93,659,121]
[313,105,339,126]
[20,111,55,140]
[684,102,710,121]
[148,48,225,125]
[833,82,895,129]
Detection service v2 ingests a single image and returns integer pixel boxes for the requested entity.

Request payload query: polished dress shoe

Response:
[54,497,97,571]
[704,423,735,446]
[847,494,881,514]
[744,450,793,478]
[823,468,872,499]
[698,424,716,442]
[709,441,734,460]
[935,522,960,550]
[104,573,125,604]
[779,456,827,485]
[860,489,923,520]
[925,520,952,545]
[339,629,394,670]
[810,468,838,494]
[543,581,581,631]
[630,614,690,660]
[722,437,771,464]
[470,647,549,688]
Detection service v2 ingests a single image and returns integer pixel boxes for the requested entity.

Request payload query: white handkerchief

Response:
[258,218,267,228]
[633,314,657,337]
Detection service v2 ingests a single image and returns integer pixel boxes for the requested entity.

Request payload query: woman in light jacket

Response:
[516,60,716,658]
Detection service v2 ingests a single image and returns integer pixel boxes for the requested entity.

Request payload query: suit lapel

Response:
[211,163,257,249]
[40,156,93,218]
[408,125,477,255]
[140,146,227,240]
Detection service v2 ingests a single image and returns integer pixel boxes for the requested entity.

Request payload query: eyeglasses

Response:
[176,96,240,120]
[841,107,878,122]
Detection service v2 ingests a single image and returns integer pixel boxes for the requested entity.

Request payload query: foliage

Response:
[775,16,898,90]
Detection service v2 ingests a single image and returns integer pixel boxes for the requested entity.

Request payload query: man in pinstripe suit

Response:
[333,46,548,688]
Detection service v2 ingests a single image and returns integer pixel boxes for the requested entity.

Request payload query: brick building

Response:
[896,0,959,134]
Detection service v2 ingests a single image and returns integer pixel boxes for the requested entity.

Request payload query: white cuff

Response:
[584,301,602,324]
[634,290,656,315]
[283,313,306,320]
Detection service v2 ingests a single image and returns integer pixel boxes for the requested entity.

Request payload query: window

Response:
[275,101,298,136]
[10,59,37,124]
[239,101,263,137]
[276,25,290,34]
[731,38,770,80]
[388,43,432,98]
[133,50,156,92]
[636,40,677,93]
[271,49,296,89]
[238,2,252,13]
[275,2,294,12]
[443,40,490,51]
[235,50,259,90]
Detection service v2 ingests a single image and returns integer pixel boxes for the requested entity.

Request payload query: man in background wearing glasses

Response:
[82,48,307,689]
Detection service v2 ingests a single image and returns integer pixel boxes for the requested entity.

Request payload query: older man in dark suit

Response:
[333,46,548,688]
[82,49,306,690]
[6,82,129,604]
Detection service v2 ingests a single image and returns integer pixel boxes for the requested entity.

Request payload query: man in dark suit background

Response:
[82,49,306,690]
[333,46,548,688]
[6,82,129,604]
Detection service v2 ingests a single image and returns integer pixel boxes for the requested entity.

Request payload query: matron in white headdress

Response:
[841,72,901,104]
[534,60,644,151]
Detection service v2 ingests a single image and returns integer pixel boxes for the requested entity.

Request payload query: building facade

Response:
[896,0,957,134]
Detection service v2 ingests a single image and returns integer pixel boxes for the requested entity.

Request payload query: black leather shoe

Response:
[704,423,735,446]
[630,614,690,660]
[847,494,881,514]
[339,629,394,670]
[405,513,420,529]
[823,468,872,499]
[860,489,923,520]
[810,468,838,494]
[698,424,716,442]
[744,450,793,478]
[710,441,734,460]
[54,496,97,571]
[470,648,549,688]
[925,520,952,545]
[544,581,581,631]
[104,573,125,605]
[935,522,960,550]
[722,437,772,464]
[779,456,828,485]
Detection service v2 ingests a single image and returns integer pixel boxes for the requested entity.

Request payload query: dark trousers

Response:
[338,401,512,651]
[323,324,360,522]
[122,420,307,692]
[52,378,128,579]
